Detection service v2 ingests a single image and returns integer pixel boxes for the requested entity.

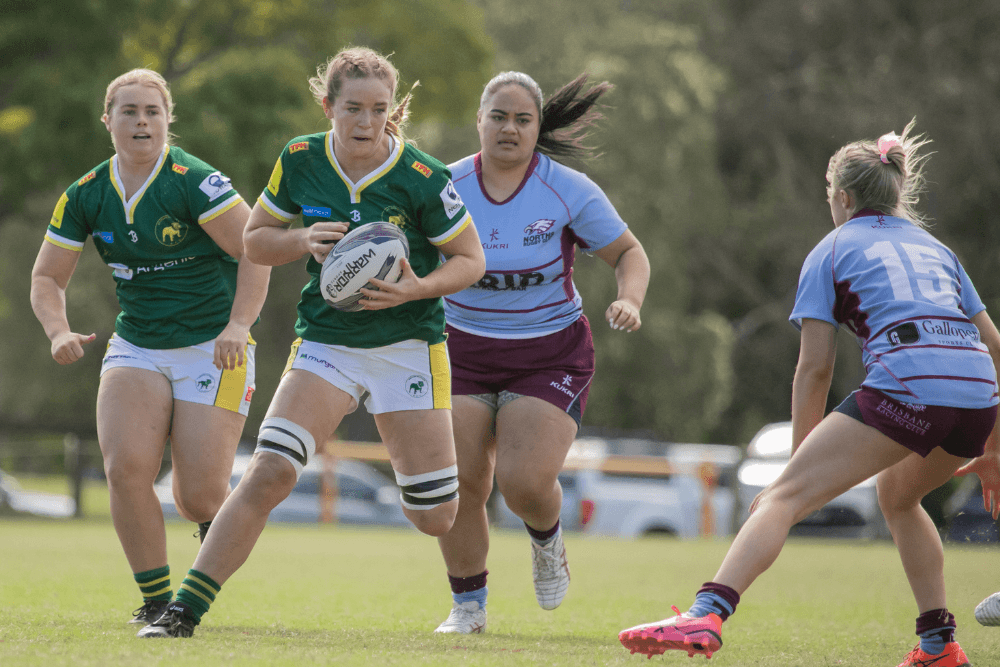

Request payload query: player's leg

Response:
[878,448,969,663]
[139,368,354,638]
[620,413,911,658]
[96,366,174,623]
[376,407,459,537]
[166,337,255,542]
[434,395,496,633]
[167,402,244,530]
[494,396,576,610]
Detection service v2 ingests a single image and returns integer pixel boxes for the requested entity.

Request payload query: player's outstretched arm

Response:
[30,241,95,365]
[243,202,349,267]
[594,229,649,332]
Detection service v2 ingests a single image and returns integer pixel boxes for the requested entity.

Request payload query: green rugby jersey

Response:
[45,145,245,349]
[258,132,472,349]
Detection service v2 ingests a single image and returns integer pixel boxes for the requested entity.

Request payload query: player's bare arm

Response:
[201,200,272,371]
[30,241,96,365]
[594,229,649,332]
[243,203,349,266]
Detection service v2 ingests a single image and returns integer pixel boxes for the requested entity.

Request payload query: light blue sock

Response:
[454,585,488,610]
[918,628,947,656]
[686,592,733,619]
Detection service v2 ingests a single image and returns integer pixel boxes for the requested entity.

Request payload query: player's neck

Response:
[115,151,162,199]
[480,156,531,202]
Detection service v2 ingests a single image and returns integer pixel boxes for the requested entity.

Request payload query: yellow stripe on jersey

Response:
[111,146,169,225]
[266,155,283,196]
[325,131,404,204]
[198,195,243,224]
[44,231,85,252]
[50,192,69,229]
[429,341,452,410]
[257,194,296,223]
[283,338,303,376]
[430,211,472,246]
[214,356,248,413]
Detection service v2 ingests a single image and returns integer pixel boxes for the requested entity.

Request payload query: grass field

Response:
[2,512,1000,665]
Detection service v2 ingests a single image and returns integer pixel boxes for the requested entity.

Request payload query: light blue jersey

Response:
[790,209,998,408]
[444,152,627,338]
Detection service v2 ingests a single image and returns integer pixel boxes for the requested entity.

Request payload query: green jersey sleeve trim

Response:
[198,195,244,224]
[43,230,85,252]
[428,211,472,246]
[258,193,297,222]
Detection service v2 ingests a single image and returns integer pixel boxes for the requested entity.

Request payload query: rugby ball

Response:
[320,221,409,311]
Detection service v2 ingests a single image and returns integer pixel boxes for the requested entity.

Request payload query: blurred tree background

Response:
[1,0,998,448]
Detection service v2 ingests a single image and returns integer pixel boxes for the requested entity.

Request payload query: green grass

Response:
[1,520,999,666]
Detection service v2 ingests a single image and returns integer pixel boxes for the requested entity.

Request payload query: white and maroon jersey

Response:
[444,152,627,338]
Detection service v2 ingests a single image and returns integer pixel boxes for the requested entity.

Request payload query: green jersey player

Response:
[30,69,271,627]
[138,48,484,639]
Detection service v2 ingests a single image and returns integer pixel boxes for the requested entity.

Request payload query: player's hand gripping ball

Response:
[320,221,410,311]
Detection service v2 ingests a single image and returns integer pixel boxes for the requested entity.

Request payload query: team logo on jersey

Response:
[290,142,309,153]
[439,179,464,219]
[411,161,432,178]
[195,374,215,393]
[171,164,189,175]
[886,322,920,346]
[50,192,69,229]
[351,210,361,222]
[302,205,332,218]
[78,172,96,186]
[199,171,234,201]
[524,219,555,235]
[92,231,114,243]
[155,216,188,246]
[405,375,429,398]
[523,219,556,247]
[382,205,410,230]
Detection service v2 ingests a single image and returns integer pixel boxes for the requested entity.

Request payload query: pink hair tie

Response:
[878,132,900,164]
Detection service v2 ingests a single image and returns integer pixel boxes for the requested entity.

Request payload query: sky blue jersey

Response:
[790,209,998,408]
[444,152,627,338]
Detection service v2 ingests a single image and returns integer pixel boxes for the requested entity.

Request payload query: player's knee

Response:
[396,464,459,535]
[172,483,228,523]
[254,417,315,482]
[405,500,458,536]
[495,467,553,512]
[456,469,492,508]
[875,473,917,517]
[102,451,157,491]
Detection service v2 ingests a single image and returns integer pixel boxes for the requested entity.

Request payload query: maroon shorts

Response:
[834,386,997,458]
[446,315,595,426]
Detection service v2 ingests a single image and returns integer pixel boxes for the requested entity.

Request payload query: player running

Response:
[30,69,270,626]
[137,47,485,638]
[433,71,649,634]
[618,120,1000,667]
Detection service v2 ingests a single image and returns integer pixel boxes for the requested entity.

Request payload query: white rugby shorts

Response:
[101,333,256,415]
[283,338,451,414]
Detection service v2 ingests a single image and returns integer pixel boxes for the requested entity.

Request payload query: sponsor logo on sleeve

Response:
[439,179,464,219]
[50,192,69,229]
[302,205,332,218]
[411,161,432,177]
[171,164,189,175]
[289,141,309,153]
[77,172,96,186]
[92,231,114,243]
[199,171,234,201]
[267,157,283,196]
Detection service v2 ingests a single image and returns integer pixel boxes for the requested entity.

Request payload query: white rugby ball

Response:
[320,221,410,312]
